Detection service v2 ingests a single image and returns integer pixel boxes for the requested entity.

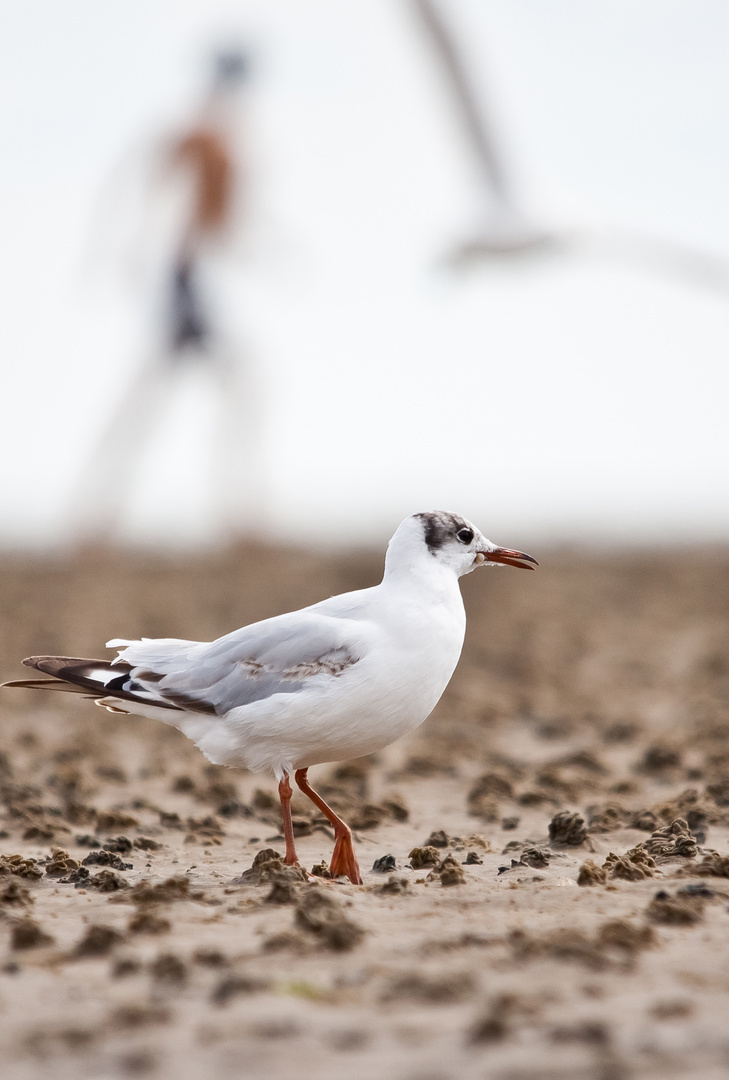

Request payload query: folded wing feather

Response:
[110,610,366,715]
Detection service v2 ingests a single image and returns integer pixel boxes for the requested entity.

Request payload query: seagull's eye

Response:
[456,528,474,545]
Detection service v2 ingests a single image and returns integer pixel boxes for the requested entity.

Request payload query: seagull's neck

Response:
[381,553,463,608]
[378,554,466,664]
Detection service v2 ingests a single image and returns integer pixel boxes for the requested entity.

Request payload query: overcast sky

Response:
[1,0,728,549]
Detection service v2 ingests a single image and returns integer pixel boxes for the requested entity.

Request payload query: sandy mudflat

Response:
[1,542,729,1080]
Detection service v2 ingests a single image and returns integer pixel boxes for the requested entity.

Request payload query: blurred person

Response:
[167,48,245,353]
[68,47,267,543]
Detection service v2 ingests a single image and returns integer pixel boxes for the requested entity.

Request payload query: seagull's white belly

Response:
[188,612,465,777]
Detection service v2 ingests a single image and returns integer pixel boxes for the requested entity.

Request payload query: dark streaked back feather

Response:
[5,656,184,711]
[1,678,96,695]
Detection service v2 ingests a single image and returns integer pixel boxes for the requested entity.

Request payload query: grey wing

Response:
[108,611,368,716]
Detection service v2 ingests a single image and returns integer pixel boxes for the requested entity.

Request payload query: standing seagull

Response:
[2,512,536,884]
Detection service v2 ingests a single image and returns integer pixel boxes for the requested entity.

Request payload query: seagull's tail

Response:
[1,656,183,714]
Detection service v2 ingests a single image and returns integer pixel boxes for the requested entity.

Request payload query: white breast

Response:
[192,574,467,776]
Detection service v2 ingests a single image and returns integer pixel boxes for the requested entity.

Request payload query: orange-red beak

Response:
[477,547,538,570]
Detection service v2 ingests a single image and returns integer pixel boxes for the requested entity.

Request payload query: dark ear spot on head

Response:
[415,511,469,554]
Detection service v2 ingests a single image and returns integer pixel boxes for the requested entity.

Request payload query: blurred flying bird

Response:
[412,0,555,262]
[413,0,729,292]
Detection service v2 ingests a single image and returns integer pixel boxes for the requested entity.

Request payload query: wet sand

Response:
[1,541,729,1080]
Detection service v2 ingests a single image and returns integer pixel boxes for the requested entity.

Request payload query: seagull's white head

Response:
[386,511,538,579]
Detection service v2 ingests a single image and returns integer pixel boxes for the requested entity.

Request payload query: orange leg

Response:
[278,775,299,867]
[294,768,363,885]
